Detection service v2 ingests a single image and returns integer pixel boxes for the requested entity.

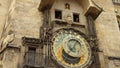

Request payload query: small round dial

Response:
[52,29,92,68]
[63,37,85,57]
[67,39,81,53]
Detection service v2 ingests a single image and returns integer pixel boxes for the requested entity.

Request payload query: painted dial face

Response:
[63,37,85,57]
[52,29,92,68]
[67,39,81,53]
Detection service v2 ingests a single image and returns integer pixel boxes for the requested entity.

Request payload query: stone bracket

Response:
[85,1,103,20]
[38,0,55,11]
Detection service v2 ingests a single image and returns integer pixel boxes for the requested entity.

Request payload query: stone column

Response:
[87,14,105,68]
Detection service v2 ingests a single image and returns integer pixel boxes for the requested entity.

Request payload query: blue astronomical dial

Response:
[52,29,92,68]
[67,39,81,53]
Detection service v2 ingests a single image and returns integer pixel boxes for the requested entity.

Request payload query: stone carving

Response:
[65,3,70,9]
[2,33,15,48]
[64,14,72,24]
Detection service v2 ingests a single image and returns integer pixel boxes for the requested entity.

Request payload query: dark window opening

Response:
[73,13,79,22]
[27,47,36,66]
[55,10,62,19]
[28,47,36,53]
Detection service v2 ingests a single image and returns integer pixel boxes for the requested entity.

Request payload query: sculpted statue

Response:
[1,33,15,48]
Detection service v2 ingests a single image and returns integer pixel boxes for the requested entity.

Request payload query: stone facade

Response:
[0,0,120,68]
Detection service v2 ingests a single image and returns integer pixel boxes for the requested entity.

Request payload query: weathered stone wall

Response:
[0,0,120,68]
[11,0,42,39]
[0,0,10,48]
[94,0,120,57]
[94,0,120,67]
[8,0,42,46]
[0,0,42,68]
[0,0,11,67]
[2,48,19,68]
[0,0,10,38]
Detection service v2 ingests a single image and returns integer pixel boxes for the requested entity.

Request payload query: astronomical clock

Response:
[39,0,101,68]
[52,29,92,68]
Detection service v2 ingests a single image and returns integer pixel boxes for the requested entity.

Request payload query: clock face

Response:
[67,39,81,53]
[52,29,92,68]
